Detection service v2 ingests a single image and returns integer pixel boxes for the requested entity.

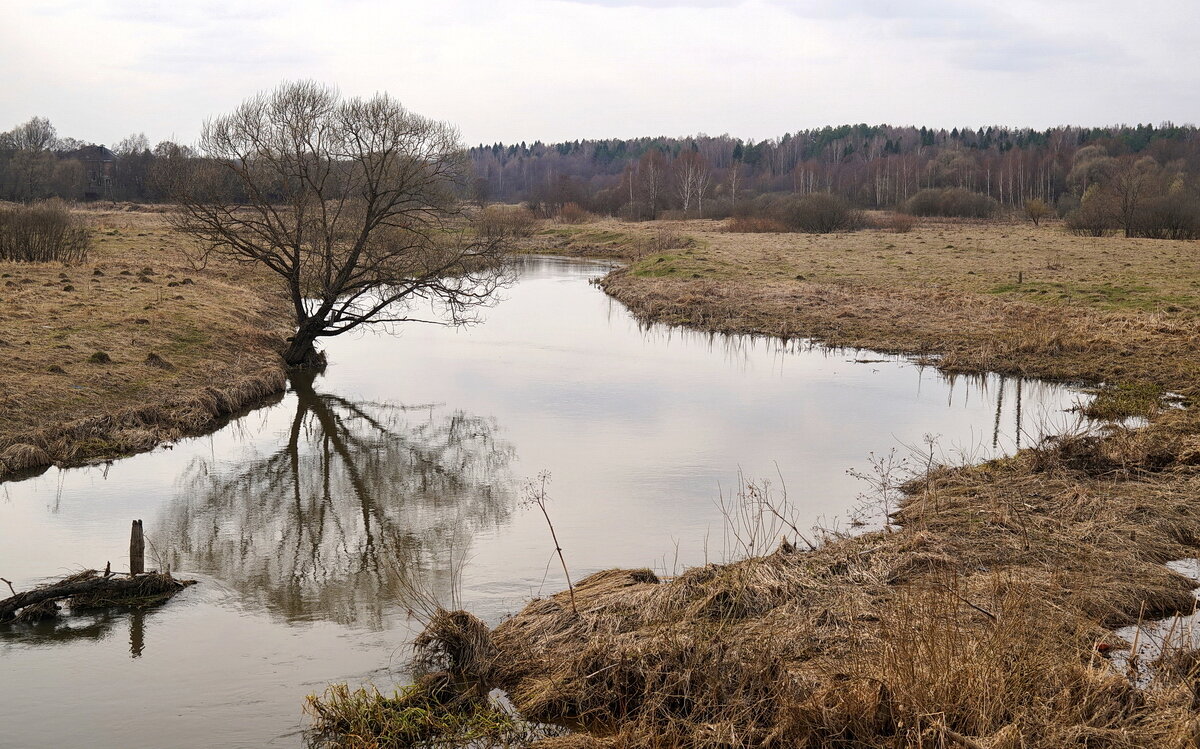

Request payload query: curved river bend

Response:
[0,256,1088,748]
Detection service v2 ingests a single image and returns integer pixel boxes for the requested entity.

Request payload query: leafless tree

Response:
[635,150,669,220]
[1111,156,1160,238]
[674,150,711,216]
[160,81,513,367]
[2,116,57,201]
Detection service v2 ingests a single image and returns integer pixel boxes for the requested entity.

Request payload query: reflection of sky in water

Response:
[323,256,1087,609]
[0,256,1089,749]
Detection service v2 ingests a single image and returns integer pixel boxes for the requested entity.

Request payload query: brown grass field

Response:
[312,215,1200,748]
[0,206,290,479]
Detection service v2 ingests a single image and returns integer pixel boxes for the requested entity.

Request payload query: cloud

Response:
[0,0,1196,148]
[552,0,741,6]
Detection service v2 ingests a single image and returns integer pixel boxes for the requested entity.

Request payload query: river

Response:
[0,256,1088,748]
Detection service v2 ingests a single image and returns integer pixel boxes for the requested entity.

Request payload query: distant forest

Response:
[467,124,1200,218]
[3,117,1200,236]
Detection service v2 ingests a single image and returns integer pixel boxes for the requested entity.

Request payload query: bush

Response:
[1055,193,1080,219]
[1065,192,1117,237]
[1130,191,1200,240]
[723,216,790,233]
[1024,199,1051,226]
[0,200,91,264]
[701,199,735,220]
[775,193,864,233]
[639,228,694,252]
[474,205,537,239]
[887,213,916,233]
[903,188,998,219]
[555,202,593,225]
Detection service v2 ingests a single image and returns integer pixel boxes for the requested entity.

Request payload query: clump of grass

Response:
[70,571,194,609]
[1084,382,1164,421]
[87,351,112,365]
[0,443,50,473]
[412,609,497,680]
[144,352,174,370]
[635,228,693,254]
[306,682,559,749]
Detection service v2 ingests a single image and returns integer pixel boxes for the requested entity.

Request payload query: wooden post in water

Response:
[130,520,144,576]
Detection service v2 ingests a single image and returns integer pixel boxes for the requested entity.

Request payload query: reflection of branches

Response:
[0,607,150,659]
[160,371,515,629]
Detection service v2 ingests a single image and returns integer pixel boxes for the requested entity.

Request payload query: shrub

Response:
[555,202,593,225]
[887,213,916,233]
[701,199,735,220]
[474,205,537,239]
[639,228,694,253]
[903,188,998,219]
[1065,190,1117,236]
[1055,193,1080,219]
[775,193,864,233]
[1130,191,1200,240]
[1024,199,1051,226]
[0,199,91,264]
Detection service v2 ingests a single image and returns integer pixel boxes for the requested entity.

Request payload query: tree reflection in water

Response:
[160,371,516,629]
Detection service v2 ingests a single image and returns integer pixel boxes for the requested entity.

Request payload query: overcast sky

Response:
[2,0,1198,149]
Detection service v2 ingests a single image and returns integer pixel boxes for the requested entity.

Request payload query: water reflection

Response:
[0,606,152,658]
[159,371,516,629]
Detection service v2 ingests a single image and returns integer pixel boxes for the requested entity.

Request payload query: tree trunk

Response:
[283,326,326,369]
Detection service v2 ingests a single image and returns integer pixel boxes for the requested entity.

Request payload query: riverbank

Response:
[0,207,291,480]
[313,216,1200,747]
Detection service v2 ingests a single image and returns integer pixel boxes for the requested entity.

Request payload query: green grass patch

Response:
[1083,382,1165,421]
[166,326,211,354]
[306,683,557,749]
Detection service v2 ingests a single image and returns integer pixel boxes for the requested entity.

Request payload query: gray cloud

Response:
[554,0,740,5]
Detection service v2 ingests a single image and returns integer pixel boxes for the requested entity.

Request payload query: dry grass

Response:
[0,207,291,478]
[394,410,1200,748]
[574,217,1200,404]
[362,216,1200,748]
[305,682,545,749]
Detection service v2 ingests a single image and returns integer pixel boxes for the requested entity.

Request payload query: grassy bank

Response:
[311,215,1200,747]
[585,217,1200,395]
[0,206,291,479]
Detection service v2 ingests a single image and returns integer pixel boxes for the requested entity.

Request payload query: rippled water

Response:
[0,256,1089,748]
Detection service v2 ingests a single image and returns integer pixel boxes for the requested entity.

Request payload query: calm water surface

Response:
[0,256,1088,748]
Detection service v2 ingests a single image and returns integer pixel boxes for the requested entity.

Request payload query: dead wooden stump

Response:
[130,519,144,575]
[0,520,193,624]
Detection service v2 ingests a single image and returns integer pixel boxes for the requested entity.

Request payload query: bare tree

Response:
[161,81,513,367]
[635,150,669,220]
[1111,156,1160,238]
[727,160,743,204]
[674,150,711,216]
[3,117,57,201]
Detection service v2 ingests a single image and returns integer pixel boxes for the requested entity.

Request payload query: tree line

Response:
[467,124,1200,235]
[4,116,1200,237]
